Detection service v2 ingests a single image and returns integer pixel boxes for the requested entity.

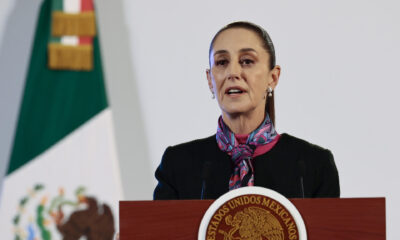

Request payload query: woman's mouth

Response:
[225,87,246,96]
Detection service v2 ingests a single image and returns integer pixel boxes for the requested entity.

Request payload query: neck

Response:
[222,109,265,135]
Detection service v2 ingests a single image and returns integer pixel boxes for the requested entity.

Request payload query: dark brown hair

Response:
[208,21,277,125]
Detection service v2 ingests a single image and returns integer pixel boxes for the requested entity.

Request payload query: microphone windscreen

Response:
[298,160,306,177]
[202,161,213,180]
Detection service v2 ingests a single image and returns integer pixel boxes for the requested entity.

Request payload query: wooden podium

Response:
[120,198,385,239]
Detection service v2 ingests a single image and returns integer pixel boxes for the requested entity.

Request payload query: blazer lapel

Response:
[204,136,231,199]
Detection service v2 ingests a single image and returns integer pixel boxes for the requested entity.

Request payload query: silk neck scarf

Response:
[216,114,278,190]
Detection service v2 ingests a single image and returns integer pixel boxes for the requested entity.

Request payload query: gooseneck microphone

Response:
[201,162,212,200]
[298,160,306,198]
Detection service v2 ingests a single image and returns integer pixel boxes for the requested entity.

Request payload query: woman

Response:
[153,21,340,200]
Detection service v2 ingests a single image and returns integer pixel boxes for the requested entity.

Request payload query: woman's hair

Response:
[208,21,277,125]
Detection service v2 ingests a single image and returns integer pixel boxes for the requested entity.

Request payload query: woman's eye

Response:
[240,59,254,66]
[215,59,228,66]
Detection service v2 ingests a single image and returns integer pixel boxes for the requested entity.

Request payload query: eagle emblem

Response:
[219,206,284,240]
[12,184,115,240]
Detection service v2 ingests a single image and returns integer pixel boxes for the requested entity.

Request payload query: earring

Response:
[211,92,215,99]
[267,87,273,97]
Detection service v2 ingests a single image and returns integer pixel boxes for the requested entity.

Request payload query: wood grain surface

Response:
[120,198,385,240]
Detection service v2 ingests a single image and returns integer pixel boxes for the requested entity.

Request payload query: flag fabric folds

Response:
[0,0,123,239]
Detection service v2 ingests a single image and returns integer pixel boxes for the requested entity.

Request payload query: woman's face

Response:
[207,28,280,118]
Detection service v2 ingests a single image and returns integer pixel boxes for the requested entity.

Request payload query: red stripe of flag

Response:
[81,0,93,10]
[80,0,94,45]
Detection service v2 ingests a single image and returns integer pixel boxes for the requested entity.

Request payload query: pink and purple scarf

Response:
[216,114,278,190]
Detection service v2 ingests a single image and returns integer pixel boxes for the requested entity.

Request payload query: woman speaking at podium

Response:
[154,22,340,200]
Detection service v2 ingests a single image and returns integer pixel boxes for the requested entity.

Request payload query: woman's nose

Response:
[227,62,241,80]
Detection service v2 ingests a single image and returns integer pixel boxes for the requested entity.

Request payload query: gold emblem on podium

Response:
[220,206,284,240]
[199,187,307,240]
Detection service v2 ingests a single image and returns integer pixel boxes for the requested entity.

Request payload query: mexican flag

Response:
[0,0,123,239]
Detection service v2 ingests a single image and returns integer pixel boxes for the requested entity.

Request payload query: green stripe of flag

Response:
[8,0,107,174]
[50,0,62,43]
[51,0,63,11]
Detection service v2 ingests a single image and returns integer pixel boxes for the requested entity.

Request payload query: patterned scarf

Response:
[216,114,278,190]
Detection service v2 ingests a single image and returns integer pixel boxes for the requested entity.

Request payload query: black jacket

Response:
[154,133,340,200]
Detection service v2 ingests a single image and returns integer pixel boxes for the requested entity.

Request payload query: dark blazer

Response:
[154,133,340,200]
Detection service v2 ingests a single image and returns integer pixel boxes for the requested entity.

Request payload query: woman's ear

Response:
[269,65,281,89]
[206,69,213,92]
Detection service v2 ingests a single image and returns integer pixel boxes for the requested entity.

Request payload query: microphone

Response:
[298,160,306,198]
[201,162,212,200]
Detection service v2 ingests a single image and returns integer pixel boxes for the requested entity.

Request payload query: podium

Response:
[120,198,385,239]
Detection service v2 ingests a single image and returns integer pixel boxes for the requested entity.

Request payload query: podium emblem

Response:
[198,187,307,240]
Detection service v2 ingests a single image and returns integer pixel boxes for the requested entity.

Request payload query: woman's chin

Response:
[222,107,252,117]
[220,102,264,118]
